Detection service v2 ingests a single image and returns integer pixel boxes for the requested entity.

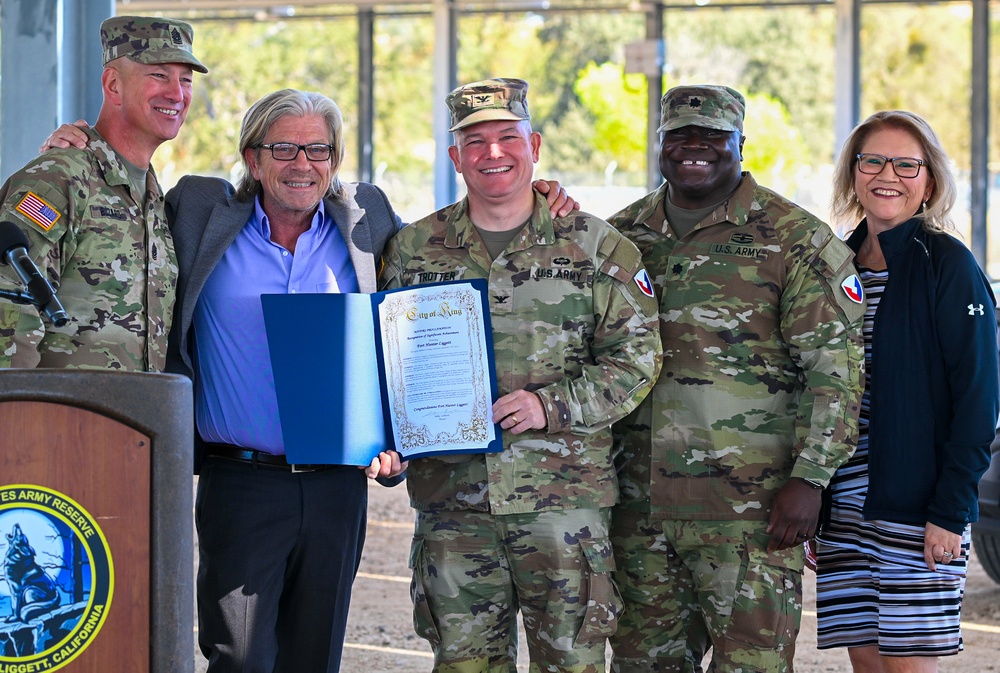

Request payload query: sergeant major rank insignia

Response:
[0,484,113,671]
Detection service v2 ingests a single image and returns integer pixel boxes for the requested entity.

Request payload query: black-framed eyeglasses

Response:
[855,153,924,178]
[257,143,335,161]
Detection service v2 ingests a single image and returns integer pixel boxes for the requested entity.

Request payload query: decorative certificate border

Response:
[379,282,494,455]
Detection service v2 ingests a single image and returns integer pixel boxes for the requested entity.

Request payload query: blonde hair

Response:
[236,89,346,201]
[831,110,956,233]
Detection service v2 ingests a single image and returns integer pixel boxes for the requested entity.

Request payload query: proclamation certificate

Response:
[375,279,501,460]
[262,279,501,466]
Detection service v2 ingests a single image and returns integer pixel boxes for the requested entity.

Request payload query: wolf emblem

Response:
[3,524,59,623]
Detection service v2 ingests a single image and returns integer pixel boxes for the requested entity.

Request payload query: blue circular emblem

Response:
[0,485,113,671]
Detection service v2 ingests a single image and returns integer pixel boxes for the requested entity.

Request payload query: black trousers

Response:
[195,458,368,673]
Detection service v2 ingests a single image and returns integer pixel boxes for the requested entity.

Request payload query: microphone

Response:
[0,221,69,327]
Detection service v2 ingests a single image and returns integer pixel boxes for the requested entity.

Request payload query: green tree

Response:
[573,62,648,174]
[859,7,971,165]
[153,15,361,186]
[666,9,836,163]
[145,5,994,223]
[741,93,811,197]
[374,16,435,175]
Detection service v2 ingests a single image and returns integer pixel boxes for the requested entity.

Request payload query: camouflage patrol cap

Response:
[658,85,745,133]
[447,78,530,132]
[101,16,208,74]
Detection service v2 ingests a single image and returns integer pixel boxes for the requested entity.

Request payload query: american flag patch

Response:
[15,192,61,231]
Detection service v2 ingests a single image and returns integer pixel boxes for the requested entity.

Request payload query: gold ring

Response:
[511,415,519,424]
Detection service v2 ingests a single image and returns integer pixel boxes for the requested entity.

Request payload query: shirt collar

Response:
[639,172,755,235]
[251,196,328,240]
[443,191,555,250]
[85,127,162,198]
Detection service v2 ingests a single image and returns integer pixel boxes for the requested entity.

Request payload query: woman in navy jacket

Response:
[815,110,999,673]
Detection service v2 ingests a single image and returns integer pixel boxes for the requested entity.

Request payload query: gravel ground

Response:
[194,479,1000,672]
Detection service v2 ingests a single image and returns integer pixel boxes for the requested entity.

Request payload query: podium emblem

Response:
[0,484,113,671]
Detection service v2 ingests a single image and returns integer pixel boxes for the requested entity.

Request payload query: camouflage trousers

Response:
[609,510,805,673]
[409,507,622,673]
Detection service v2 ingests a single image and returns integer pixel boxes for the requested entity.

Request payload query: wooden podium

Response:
[0,370,193,673]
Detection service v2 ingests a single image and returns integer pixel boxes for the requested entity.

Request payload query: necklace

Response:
[861,247,884,266]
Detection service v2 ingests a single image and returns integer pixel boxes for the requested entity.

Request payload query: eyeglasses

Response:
[855,153,924,178]
[257,143,335,161]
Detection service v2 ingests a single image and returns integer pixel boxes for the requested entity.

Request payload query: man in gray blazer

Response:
[166,89,406,673]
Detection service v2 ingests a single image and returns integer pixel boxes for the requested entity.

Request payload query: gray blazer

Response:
[163,175,403,467]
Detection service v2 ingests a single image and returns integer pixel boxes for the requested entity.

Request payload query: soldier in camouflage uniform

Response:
[607,85,865,673]
[380,78,663,673]
[0,16,206,371]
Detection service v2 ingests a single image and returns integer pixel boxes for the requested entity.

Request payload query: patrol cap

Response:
[658,85,745,134]
[101,16,208,74]
[447,78,530,132]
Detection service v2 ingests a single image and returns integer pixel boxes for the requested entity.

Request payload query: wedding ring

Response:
[942,551,954,560]
[511,415,519,424]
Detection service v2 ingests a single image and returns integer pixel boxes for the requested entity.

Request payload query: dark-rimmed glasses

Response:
[258,143,335,161]
[855,153,924,178]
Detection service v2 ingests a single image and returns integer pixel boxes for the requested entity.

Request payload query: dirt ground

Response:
[194,479,1000,672]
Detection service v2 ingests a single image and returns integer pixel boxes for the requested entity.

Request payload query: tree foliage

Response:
[858,7,973,166]
[573,63,648,174]
[153,5,997,206]
[154,15,361,185]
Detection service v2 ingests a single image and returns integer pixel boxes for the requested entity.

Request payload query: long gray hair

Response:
[235,89,347,201]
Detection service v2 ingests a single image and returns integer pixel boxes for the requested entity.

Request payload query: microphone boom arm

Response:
[0,287,38,305]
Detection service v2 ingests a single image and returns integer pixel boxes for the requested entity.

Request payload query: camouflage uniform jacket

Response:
[609,174,864,520]
[381,191,662,515]
[0,127,176,371]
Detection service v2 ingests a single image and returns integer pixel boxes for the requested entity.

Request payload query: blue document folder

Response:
[261,279,502,466]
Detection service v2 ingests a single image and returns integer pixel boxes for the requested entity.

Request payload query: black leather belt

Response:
[202,443,334,473]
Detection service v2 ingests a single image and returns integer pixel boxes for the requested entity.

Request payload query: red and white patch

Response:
[841,274,864,304]
[634,269,655,298]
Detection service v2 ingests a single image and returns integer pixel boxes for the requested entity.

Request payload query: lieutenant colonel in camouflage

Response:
[380,77,662,673]
[607,84,865,673]
[0,16,206,370]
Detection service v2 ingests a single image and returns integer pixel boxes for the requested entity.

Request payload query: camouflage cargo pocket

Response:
[576,536,624,645]
[408,535,441,646]
[724,542,800,649]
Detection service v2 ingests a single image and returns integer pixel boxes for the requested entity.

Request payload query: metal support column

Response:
[0,0,112,181]
[970,0,990,269]
[358,8,375,184]
[432,0,458,209]
[833,0,861,161]
[646,2,664,191]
